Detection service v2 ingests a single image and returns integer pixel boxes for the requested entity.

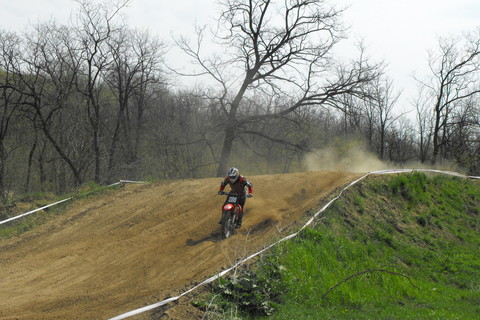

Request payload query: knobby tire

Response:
[221,211,235,239]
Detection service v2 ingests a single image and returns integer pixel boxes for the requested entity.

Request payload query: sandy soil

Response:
[0,171,361,320]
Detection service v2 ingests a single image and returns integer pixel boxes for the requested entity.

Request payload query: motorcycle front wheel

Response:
[221,211,236,239]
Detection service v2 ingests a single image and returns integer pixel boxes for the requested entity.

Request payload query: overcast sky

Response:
[1,0,480,115]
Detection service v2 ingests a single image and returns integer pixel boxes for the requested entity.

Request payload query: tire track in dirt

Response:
[0,171,361,320]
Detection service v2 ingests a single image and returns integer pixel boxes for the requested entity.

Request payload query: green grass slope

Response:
[204,172,480,320]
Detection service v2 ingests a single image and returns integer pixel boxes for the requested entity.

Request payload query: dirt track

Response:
[0,171,361,320]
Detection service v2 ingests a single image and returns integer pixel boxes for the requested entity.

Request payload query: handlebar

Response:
[218,191,252,197]
[218,191,238,196]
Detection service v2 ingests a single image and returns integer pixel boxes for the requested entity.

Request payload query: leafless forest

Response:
[1,0,479,202]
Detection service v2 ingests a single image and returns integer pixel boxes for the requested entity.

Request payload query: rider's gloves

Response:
[247,193,253,198]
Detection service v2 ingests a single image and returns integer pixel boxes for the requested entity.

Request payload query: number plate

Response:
[228,196,238,203]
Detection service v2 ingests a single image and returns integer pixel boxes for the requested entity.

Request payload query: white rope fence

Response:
[0,180,145,226]
[107,168,480,320]
[0,198,73,226]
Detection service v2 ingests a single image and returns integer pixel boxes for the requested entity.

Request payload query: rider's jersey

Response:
[219,175,253,196]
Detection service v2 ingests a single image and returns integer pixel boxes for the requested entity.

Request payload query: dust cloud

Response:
[303,142,465,174]
[303,143,390,173]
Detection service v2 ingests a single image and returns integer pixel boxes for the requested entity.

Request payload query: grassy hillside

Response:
[202,172,480,319]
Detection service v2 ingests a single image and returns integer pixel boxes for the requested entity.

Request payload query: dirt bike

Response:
[218,191,244,239]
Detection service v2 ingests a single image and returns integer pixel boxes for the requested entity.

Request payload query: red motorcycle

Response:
[218,191,244,239]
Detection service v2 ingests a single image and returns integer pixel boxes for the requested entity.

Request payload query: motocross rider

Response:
[218,167,253,228]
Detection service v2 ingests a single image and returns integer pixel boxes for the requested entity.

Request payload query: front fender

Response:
[223,203,235,211]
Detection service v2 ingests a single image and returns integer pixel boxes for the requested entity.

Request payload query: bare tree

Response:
[446,96,480,171]
[0,30,24,202]
[326,93,364,140]
[104,27,166,182]
[368,77,402,160]
[417,30,480,164]
[413,86,434,163]
[71,0,130,183]
[385,116,416,163]
[176,0,382,176]
[18,22,85,186]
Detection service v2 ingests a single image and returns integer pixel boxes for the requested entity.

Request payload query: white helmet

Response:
[227,167,239,183]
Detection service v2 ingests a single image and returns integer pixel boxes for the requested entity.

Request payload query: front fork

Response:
[221,206,242,225]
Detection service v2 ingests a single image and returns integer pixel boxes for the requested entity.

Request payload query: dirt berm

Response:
[0,171,361,319]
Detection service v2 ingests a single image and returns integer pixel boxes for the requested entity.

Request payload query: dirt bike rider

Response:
[218,167,253,228]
